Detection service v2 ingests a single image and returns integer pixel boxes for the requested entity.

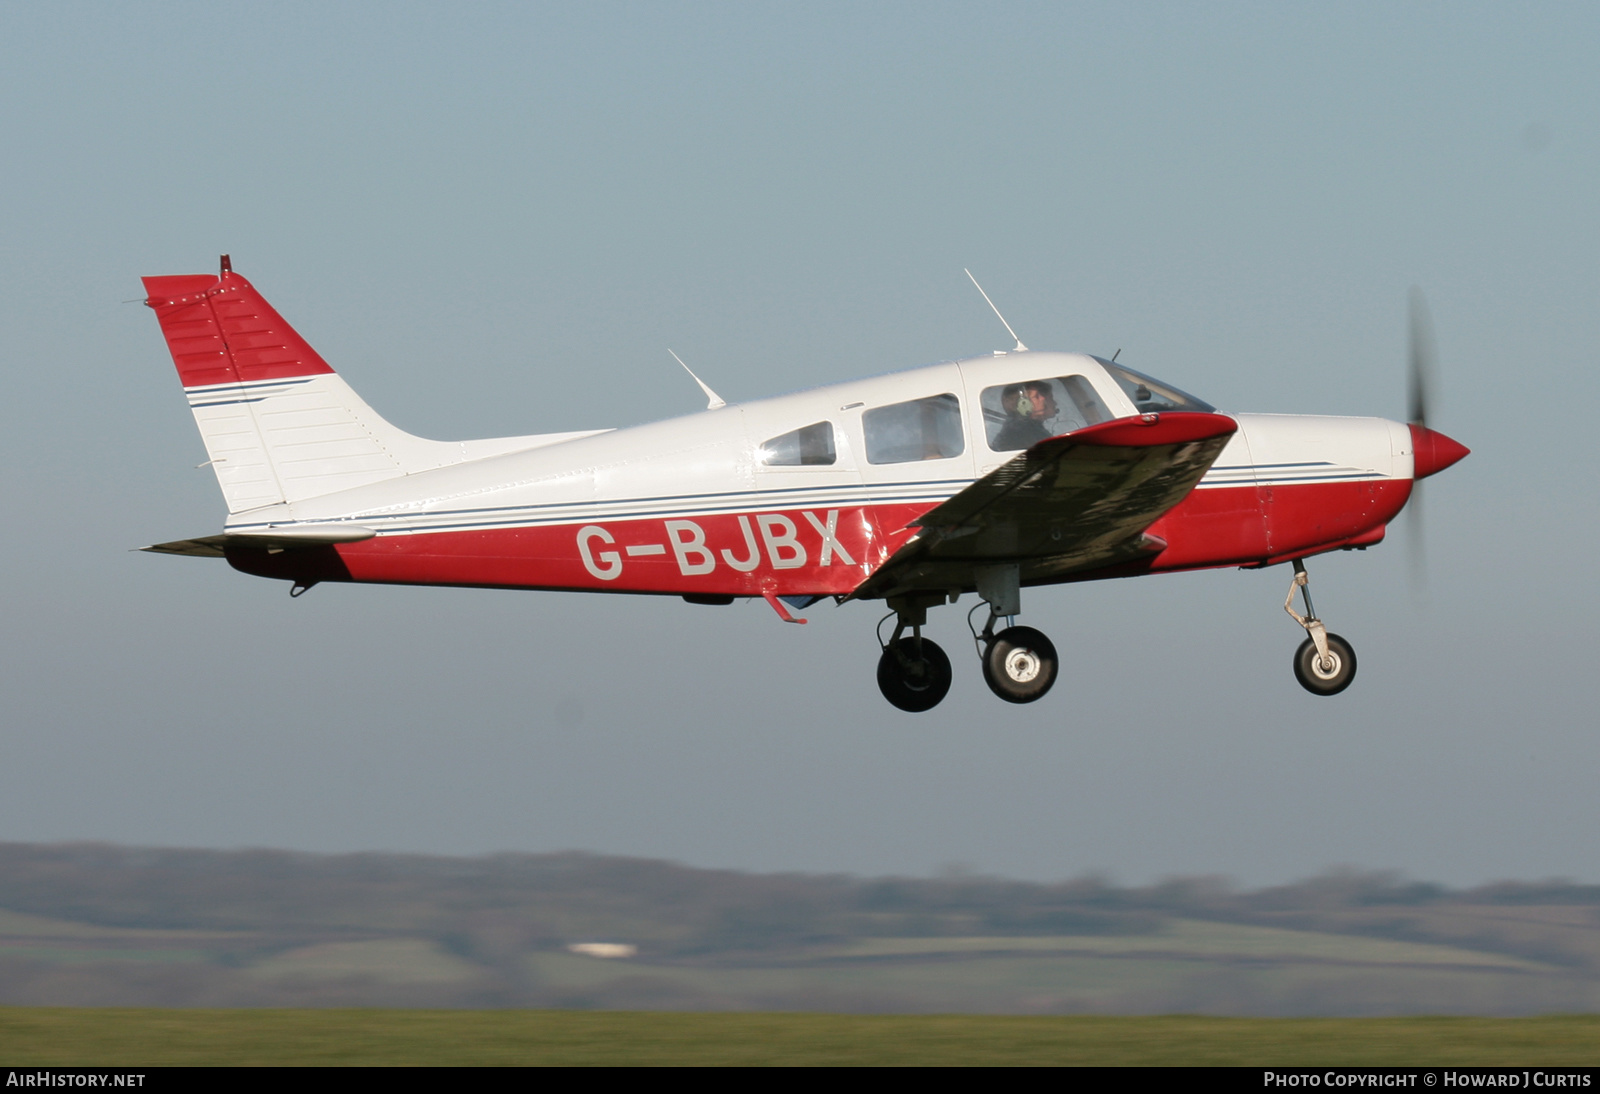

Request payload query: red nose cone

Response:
[1409,423,1470,480]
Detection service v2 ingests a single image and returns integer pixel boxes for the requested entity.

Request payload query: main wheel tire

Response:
[1293,633,1357,696]
[981,625,1059,704]
[876,637,953,712]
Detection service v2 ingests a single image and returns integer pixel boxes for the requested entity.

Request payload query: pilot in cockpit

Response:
[992,381,1059,450]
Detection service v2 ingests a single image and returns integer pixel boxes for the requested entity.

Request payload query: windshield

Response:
[1099,361,1215,414]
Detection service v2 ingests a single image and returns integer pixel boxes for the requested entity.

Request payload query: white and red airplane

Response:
[141,258,1468,711]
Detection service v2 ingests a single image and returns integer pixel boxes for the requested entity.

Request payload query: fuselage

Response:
[220,351,1420,599]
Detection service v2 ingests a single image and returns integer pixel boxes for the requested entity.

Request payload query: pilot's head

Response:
[1023,382,1058,421]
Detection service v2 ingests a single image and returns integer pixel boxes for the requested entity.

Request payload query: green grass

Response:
[3,1009,1600,1066]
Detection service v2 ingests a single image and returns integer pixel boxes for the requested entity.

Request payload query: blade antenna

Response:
[964,269,1028,352]
[669,349,726,410]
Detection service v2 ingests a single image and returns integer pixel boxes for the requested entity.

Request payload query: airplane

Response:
[140,257,1468,712]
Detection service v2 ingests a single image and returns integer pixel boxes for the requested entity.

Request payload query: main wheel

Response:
[1293,633,1357,696]
[877,637,953,712]
[982,626,1059,704]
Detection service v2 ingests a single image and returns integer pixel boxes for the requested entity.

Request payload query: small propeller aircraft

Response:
[141,258,1468,711]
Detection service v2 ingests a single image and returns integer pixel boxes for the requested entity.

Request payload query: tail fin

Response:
[144,260,540,514]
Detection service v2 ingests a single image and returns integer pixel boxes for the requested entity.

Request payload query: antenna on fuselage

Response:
[963,268,1028,352]
[668,349,726,410]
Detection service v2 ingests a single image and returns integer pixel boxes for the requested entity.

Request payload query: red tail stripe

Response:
[142,271,335,388]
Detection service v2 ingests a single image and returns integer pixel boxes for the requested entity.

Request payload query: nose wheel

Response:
[1284,560,1357,696]
[1293,633,1356,695]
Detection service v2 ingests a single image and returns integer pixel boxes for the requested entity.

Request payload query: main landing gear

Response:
[875,599,953,713]
[874,565,1060,712]
[973,613,1058,704]
[1284,559,1357,696]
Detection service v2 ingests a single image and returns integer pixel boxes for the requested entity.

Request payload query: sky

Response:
[0,2,1596,887]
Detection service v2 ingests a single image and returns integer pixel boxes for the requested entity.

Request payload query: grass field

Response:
[7,847,1600,1016]
[3,1009,1600,1065]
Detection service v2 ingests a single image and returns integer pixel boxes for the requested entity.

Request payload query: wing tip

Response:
[1065,412,1237,448]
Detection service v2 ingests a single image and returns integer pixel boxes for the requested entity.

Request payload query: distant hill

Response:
[1,843,1596,1014]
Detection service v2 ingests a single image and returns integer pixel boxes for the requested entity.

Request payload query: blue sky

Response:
[0,2,1595,885]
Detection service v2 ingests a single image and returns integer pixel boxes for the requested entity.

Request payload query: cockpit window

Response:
[863,393,965,464]
[759,421,836,466]
[981,375,1112,452]
[1101,361,1215,414]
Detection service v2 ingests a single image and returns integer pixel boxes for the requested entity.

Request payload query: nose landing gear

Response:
[1284,559,1357,696]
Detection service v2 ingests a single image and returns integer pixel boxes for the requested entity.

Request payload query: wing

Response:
[851,412,1237,600]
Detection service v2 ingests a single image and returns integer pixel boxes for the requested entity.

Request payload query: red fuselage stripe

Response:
[226,479,1413,595]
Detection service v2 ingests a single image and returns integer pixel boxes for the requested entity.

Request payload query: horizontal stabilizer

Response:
[142,525,376,558]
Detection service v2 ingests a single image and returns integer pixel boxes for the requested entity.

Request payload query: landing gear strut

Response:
[876,598,952,712]
[969,563,1058,704]
[1284,559,1356,696]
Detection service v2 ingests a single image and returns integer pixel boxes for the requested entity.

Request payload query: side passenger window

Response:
[759,421,836,466]
[863,394,964,464]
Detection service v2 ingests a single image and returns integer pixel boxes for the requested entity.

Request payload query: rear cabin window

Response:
[981,375,1112,451]
[759,421,836,466]
[864,393,965,464]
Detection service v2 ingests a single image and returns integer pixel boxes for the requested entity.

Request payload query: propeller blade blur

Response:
[1408,286,1437,427]
[1407,478,1427,595]
[1404,287,1459,602]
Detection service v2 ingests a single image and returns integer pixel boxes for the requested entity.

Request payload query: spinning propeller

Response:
[1404,287,1471,587]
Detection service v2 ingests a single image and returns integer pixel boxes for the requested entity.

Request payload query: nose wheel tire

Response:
[877,637,953,712]
[981,626,1059,704]
[1293,633,1356,696]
